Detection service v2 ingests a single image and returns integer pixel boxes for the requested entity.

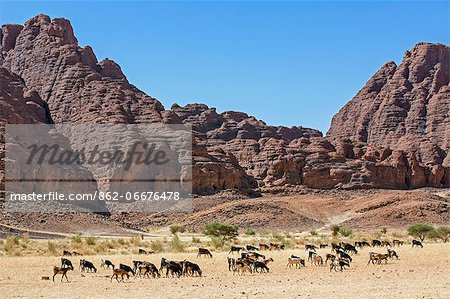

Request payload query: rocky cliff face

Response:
[1,15,449,195]
[327,43,450,161]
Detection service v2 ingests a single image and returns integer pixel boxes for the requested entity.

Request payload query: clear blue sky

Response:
[1,1,449,133]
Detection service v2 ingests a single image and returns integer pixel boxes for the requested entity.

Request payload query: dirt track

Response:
[0,243,449,298]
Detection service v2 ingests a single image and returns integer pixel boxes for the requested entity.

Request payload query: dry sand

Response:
[0,242,449,298]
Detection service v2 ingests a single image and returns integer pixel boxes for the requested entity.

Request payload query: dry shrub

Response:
[47,241,57,255]
[169,234,185,252]
[131,235,142,246]
[85,236,97,246]
[150,240,164,253]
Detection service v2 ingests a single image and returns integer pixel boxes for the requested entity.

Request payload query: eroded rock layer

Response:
[1,15,449,194]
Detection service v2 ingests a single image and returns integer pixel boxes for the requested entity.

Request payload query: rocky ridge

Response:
[0,15,449,196]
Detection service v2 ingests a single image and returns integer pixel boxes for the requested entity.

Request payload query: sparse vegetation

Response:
[191,236,201,243]
[130,235,142,246]
[170,225,186,235]
[339,227,353,237]
[407,223,435,241]
[46,241,57,255]
[210,236,225,249]
[245,227,256,236]
[169,234,185,252]
[72,233,83,244]
[310,230,318,237]
[85,236,97,246]
[204,222,238,241]
[331,225,340,237]
[150,240,164,253]
[428,226,450,243]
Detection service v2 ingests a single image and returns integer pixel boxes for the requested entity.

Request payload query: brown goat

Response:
[53,266,71,282]
[111,268,130,282]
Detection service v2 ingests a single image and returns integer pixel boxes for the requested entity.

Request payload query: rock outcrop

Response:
[1,15,449,195]
[327,43,450,158]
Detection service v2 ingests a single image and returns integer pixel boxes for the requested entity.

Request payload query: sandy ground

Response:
[0,243,449,298]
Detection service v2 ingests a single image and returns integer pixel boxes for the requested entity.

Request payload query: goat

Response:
[312,255,324,266]
[138,248,148,254]
[372,240,382,247]
[305,244,317,252]
[381,241,391,247]
[233,262,252,275]
[119,263,135,276]
[387,249,399,260]
[392,240,404,247]
[138,262,160,278]
[319,244,328,249]
[336,250,353,262]
[53,266,71,282]
[259,243,270,251]
[184,261,202,277]
[111,268,130,282]
[246,245,259,251]
[343,243,358,254]
[307,251,317,262]
[100,259,114,269]
[331,243,343,253]
[133,260,144,272]
[229,246,245,254]
[62,250,72,256]
[159,258,183,278]
[227,257,236,271]
[330,259,350,272]
[367,253,389,265]
[71,251,82,256]
[269,243,285,250]
[253,260,270,273]
[325,254,336,265]
[60,258,74,270]
[412,240,423,248]
[287,257,305,268]
[242,251,265,260]
[197,248,213,258]
[80,259,97,273]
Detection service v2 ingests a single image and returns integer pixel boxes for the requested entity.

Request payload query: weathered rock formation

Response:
[0,15,449,195]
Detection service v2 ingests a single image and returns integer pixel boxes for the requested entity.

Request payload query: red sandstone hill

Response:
[0,15,449,196]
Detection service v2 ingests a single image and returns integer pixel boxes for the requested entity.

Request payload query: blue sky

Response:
[1,1,449,133]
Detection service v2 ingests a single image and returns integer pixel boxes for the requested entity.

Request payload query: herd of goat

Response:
[52,239,424,282]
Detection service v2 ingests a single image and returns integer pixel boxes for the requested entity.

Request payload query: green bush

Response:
[339,227,353,237]
[245,228,256,236]
[170,225,186,235]
[331,225,340,237]
[117,238,127,245]
[310,230,318,237]
[435,226,450,243]
[191,236,201,243]
[204,222,238,240]
[407,223,435,241]
[71,233,83,244]
[150,240,164,253]
[210,236,225,249]
[85,236,97,246]
[169,234,185,252]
